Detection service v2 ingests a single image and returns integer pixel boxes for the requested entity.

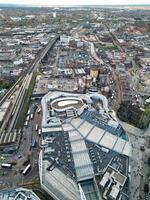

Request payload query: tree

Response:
[144,184,149,194]
[147,157,150,166]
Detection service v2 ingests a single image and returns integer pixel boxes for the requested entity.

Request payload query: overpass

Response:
[11,35,60,131]
[29,35,60,73]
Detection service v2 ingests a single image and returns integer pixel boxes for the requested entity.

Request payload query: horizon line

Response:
[0,3,150,6]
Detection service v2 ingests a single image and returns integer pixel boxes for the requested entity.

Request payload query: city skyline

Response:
[0,4,149,200]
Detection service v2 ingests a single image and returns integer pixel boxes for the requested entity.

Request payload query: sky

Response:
[0,0,150,6]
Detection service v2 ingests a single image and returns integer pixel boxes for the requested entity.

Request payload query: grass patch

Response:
[16,73,37,129]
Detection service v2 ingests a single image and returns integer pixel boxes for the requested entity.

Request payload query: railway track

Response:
[0,76,24,106]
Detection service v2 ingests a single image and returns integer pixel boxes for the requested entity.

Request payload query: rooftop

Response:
[39,91,130,200]
[0,188,40,200]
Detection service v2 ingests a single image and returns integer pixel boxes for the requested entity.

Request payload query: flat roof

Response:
[42,127,62,133]
[0,188,40,200]
[78,121,94,138]
[87,126,105,142]
[113,137,126,154]
[69,131,94,182]
[62,123,74,132]
[69,117,131,157]
[71,118,84,129]
[99,132,117,149]
[0,111,6,122]
[42,159,80,200]
[68,130,82,141]
[40,91,130,200]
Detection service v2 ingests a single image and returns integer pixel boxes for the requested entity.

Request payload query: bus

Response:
[26,115,30,121]
[35,124,38,131]
[27,109,30,115]
[38,129,41,136]
[31,139,36,148]
[24,121,28,127]
[1,163,12,169]
[37,108,41,114]
[30,113,33,120]
[22,164,31,175]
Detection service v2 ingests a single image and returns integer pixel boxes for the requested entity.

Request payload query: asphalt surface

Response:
[0,102,42,190]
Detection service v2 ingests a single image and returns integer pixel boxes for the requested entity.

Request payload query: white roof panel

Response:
[71,118,83,128]
[42,127,62,133]
[62,123,74,131]
[87,126,105,143]
[69,131,94,182]
[122,142,131,156]
[75,165,94,181]
[68,130,82,141]
[71,140,87,153]
[113,138,126,153]
[99,132,117,149]
[73,150,91,167]
[78,121,94,137]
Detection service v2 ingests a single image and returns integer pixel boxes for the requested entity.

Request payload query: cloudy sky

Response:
[0,0,149,6]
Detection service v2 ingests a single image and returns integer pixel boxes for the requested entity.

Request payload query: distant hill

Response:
[0,4,29,8]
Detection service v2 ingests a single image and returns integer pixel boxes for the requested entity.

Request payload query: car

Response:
[140,146,145,152]
[0,156,5,160]
[18,155,22,159]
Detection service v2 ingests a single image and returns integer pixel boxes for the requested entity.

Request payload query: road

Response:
[90,42,104,65]
[0,102,42,189]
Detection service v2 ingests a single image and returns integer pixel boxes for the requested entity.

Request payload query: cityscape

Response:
[0,3,149,200]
